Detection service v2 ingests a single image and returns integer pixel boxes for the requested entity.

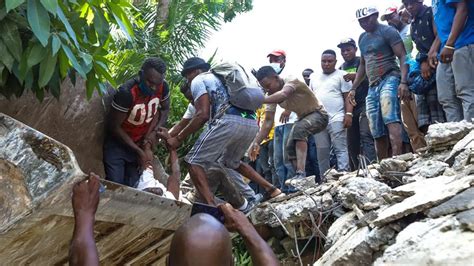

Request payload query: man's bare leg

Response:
[375,136,390,160]
[69,173,100,266]
[237,163,281,197]
[295,140,308,173]
[387,122,403,156]
[189,164,216,205]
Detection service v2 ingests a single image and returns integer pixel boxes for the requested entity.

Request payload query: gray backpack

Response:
[211,62,264,111]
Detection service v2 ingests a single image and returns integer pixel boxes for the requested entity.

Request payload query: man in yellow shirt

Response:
[252,105,276,192]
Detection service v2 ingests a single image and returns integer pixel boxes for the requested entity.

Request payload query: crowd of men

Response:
[100,0,474,213]
[67,0,473,264]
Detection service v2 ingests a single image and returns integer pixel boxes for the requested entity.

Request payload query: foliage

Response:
[0,0,140,100]
[232,235,253,266]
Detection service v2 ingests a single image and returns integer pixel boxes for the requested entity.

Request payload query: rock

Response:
[284,175,317,190]
[456,208,474,231]
[365,225,397,251]
[250,193,323,227]
[379,158,407,174]
[393,152,415,161]
[325,212,357,249]
[374,216,474,265]
[427,187,474,218]
[418,160,449,178]
[425,121,474,149]
[452,148,474,171]
[315,226,372,266]
[338,177,391,211]
[402,174,426,184]
[445,130,474,165]
[373,175,474,227]
[322,192,333,209]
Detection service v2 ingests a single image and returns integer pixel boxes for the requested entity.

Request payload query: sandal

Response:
[263,185,284,201]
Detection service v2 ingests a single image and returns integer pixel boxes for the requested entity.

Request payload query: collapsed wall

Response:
[250,121,474,265]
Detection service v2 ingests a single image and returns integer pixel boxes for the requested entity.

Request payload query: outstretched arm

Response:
[248,110,275,161]
[264,85,295,104]
[69,173,101,266]
[219,204,279,266]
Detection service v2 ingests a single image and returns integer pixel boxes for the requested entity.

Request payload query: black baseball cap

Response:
[337,38,357,48]
[181,57,211,76]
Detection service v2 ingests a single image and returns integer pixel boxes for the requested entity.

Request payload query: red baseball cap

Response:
[267,50,286,58]
[381,6,398,21]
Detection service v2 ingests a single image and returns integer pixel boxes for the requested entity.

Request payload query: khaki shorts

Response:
[286,109,328,161]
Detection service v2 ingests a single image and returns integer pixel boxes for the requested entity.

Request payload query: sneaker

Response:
[249,193,264,205]
[292,170,306,179]
[241,199,258,214]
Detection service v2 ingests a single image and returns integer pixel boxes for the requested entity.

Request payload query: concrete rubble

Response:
[250,121,474,265]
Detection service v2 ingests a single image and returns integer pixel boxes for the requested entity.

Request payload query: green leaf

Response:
[0,21,23,61]
[40,0,58,15]
[92,7,109,44]
[27,0,50,47]
[35,86,45,101]
[38,51,57,87]
[109,3,134,41]
[51,35,61,55]
[56,5,79,48]
[27,42,47,67]
[0,63,6,87]
[94,61,116,87]
[85,72,97,99]
[48,68,60,98]
[0,39,14,71]
[61,43,86,78]
[58,49,69,78]
[6,0,25,12]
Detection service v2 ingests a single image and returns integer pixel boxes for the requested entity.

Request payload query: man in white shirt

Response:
[310,50,352,176]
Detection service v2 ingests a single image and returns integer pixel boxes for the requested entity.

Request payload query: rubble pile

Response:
[250,121,474,265]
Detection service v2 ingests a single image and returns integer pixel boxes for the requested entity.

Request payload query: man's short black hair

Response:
[303,68,314,73]
[142,57,167,74]
[256,66,277,81]
[322,49,337,57]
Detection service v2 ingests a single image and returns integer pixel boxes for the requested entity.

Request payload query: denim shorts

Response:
[366,75,401,138]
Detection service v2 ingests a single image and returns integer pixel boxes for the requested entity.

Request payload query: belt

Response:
[225,106,256,120]
[370,70,400,87]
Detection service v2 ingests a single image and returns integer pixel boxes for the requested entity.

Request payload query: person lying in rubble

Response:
[135,127,181,200]
[69,175,278,266]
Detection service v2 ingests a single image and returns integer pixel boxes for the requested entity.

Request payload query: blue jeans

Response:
[305,135,320,180]
[254,141,275,194]
[366,75,401,138]
[273,123,295,193]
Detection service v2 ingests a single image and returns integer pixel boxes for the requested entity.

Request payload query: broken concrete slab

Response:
[427,187,474,218]
[425,121,474,148]
[338,177,391,211]
[418,160,449,178]
[373,175,474,227]
[374,216,474,265]
[325,212,357,249]
[315,226,372,266]
[365,225,397,252]
[456,208,474,231]
[379,158,407,174]
[445,130,474,165]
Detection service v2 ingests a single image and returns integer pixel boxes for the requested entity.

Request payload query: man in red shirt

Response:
[103,58,170,187]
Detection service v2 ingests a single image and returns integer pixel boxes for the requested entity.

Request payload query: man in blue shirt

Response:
[430,0,474,122]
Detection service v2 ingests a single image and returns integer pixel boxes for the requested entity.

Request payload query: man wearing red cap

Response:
[267,50,286,74]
